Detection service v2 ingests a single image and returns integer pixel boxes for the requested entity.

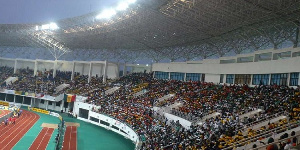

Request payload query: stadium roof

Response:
[1,0,300,62]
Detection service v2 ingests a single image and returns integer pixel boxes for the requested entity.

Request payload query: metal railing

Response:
[252,134,300,150]
[222,121,300,150]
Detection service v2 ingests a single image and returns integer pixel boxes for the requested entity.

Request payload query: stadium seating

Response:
[0,68,299,150]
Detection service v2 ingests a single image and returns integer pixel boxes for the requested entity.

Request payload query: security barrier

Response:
[0,101,9,106]
[31,107,50,115]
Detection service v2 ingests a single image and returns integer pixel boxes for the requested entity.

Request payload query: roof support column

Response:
[53,60,57,78]
[34,60,38,76]
[103,61,108,83]
[13,59,17,74]
[71,61,75,80]
[115,63,120,79]
[123,63,127,76]
[88,62,92,83]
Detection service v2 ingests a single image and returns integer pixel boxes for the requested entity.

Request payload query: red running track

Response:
[29,127,54,150]
[0,110,39,150]
[0,110,11,118]
[62,126,77,150]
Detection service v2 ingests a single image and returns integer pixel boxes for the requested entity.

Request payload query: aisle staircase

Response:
[5,77,18,85]
[56,84,70,93]
[105,86,120,95]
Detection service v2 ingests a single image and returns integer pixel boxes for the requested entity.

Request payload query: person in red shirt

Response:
[12,117,16,124]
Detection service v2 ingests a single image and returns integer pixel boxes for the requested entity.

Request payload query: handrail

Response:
[252,134,300,150]
[222,121,300,150]
[238,112,285,131]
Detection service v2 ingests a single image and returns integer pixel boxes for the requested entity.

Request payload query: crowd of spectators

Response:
[0,66,14,87]
[0,67,300,149]
[87,73,300,150]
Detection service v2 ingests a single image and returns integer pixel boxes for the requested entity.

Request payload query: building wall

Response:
[0,59,15,68]
[152,47,300,85]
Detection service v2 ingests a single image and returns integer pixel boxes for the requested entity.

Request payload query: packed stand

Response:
[87,73,300,150]
[0,66,14,87]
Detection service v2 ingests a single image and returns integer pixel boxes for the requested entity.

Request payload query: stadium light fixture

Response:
[37,22,59,31]
[116,2,129,11]
[96,9,117,19]
[49,22,59,30]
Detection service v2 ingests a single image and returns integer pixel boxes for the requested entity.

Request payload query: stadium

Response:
[0,0,300,149]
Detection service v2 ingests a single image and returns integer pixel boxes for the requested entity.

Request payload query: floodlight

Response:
[96,9,117,19]
[116,2,129,11]
[35,26,39,31]
[126,0,137,4]
[49,23,59,30]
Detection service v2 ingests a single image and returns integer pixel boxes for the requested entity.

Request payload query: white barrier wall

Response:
[107,64,118,79]
[0,59,15,68]
[37,61,54,72]
[91,63,103,77]
[16,60,35,70]
[73,102,140,146]
[205,74,220,83]
[57,61,73,72]
[153,57,300,75]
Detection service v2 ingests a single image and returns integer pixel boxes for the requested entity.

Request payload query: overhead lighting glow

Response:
[116,2,129,11]
[38,22,59,31]
[96,9,117,19]
[126,0,137,4]
[49,22,59,30]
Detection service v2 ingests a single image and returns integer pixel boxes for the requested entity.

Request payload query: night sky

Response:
[0,0,120,24]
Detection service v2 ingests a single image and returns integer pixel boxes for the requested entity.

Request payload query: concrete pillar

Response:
[53,60,57,78]
[103,60,108,83]
[250,74,253,86]
[22,96,24,105]
[123,63,127,76]
[268,74,272,85]
[88,62,92,83]
[45,100,48,110]
[13,59,17,74]
[81,63,85,75]
[150,64,153,72]
[60,100,64,112]
[71,61,75,80]
[184,73,187,81]
[14,95,16,103]
[31,98,33,107]
[287,73,291,86]
[115,63,120,79]
[34,60,38,76]
[99,64,103,77]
